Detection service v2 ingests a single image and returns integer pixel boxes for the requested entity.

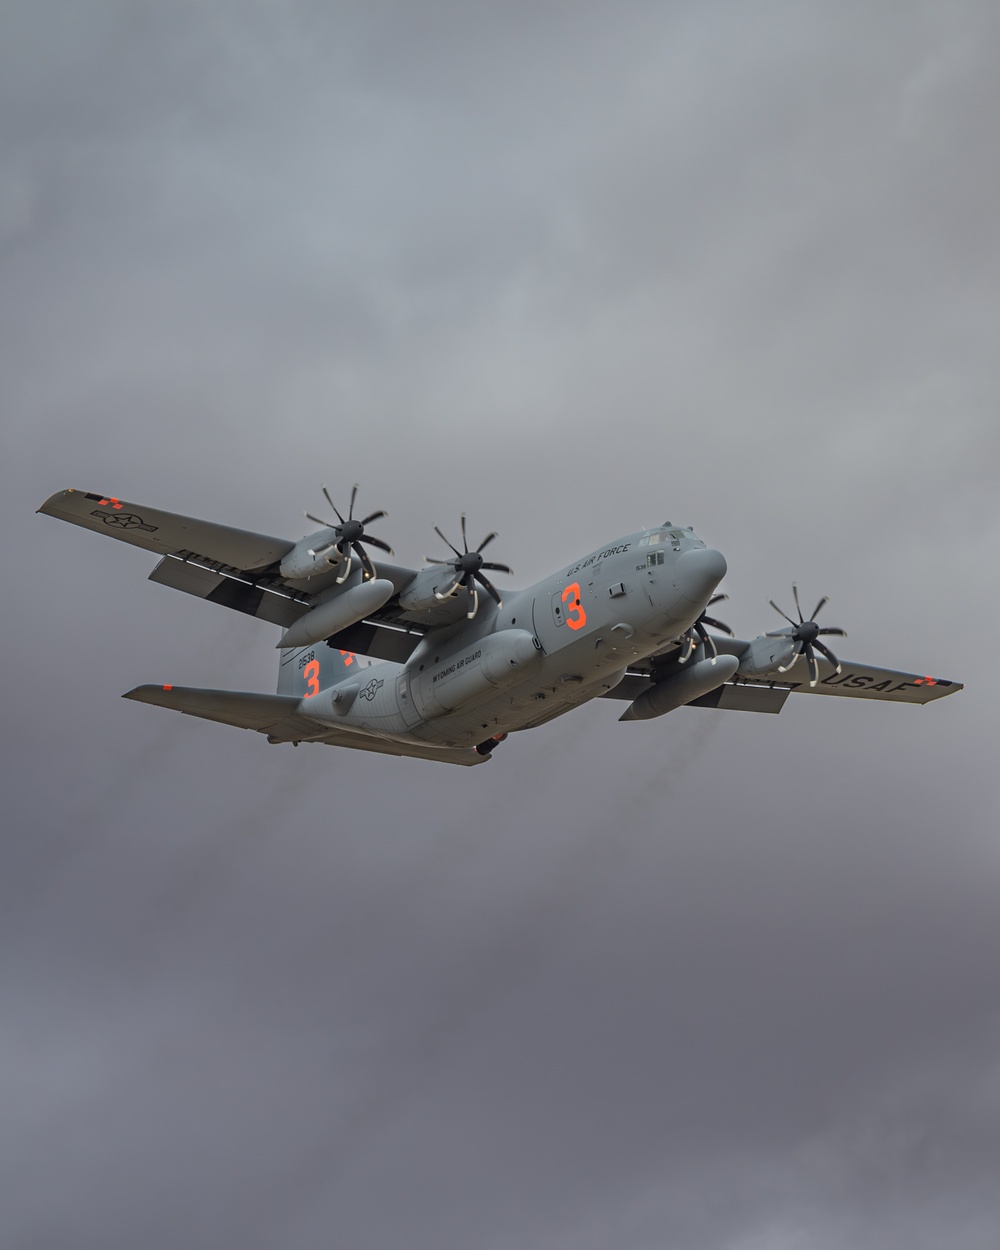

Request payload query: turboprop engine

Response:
[409,629,542,718]
[281,483,394,583]
[620,654,739,721]
[735,633,796,677]
[279,532,346,580]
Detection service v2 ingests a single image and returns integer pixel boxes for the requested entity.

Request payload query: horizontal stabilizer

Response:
[123,685,485,766]
[124,685,305,733]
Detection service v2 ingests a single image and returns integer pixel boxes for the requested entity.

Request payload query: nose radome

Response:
[674,547,727,605]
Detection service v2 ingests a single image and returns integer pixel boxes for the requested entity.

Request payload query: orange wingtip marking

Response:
[163,684,173,691]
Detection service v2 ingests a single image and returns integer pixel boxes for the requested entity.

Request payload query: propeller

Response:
[305,483,393,584]
[677,594,734,665]
[427,515,513,619]
[766,583,847,687]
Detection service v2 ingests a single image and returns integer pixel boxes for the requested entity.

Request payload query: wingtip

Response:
[37,487,74,514]
[122,684,173,701]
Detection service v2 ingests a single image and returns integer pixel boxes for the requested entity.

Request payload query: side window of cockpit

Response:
[646,551,665,566]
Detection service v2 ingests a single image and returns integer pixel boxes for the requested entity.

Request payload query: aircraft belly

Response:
[407,662,626,747]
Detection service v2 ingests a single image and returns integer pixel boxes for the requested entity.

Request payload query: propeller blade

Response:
[812,638,842,673]
[696,621,719,663]
[425,557,453,565]
[460,513,468,553]
[480,561,513,575]
[354,541,376,581]
[769,600,797,626]
[434,525,462,557]
[677,633,697,665]
[321,487,344,524]
[308,540,337,557]
[778,644,801,672]
[817,626,847,637]
[305,511,333,528]
[335,551,353,584]
[792,583,803,622]
[434,576,462,600]
[361,509,387,526]
[476,531,498,554]
[348,483,358,521]
[810,595,829,621]
[708,593,729,606]
[363,535,394,555]
[700,615,734,636]
[465,577,478,620]
[475,571,503,606]
[805,643,819,687]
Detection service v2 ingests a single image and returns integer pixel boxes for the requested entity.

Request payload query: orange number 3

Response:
[562,582,587,631]
[303,659,320,697]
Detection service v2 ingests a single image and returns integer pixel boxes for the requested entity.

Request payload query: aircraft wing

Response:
[123,685,486,765]
[726,658,962,703]
[38,488,295,570]
[607,638,962,711]
[38,488,432,655]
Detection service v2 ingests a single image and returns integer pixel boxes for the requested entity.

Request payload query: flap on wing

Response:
[688,683,789,713]
[323,619,423,663]
[148,556,305,628]
[123,685,485,765]
[601,673,789,714]
[38,489,294,571]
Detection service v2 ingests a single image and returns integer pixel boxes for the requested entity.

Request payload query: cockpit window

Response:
[637,530,669,547]
[639,526,705,550]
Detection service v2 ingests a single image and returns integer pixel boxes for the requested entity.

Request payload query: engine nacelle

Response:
[620,654,738,721]
[408,629,542,719]
[736,632,795,677]
[279,532,344,580]
[398,565,461,612]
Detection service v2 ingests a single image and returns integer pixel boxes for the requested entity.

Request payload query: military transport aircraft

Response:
[38,486,962,766]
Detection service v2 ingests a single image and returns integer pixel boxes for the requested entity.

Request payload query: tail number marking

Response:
[303,659,321,697]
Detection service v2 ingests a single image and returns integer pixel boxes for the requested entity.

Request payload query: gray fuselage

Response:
[294,526,727,749]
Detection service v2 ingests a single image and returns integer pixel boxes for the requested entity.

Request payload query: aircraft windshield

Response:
[638,527,706,550]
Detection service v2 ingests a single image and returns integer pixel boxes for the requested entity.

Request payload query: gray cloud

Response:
[3,2,999,1247]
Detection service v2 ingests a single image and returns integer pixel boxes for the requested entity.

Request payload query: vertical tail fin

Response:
[276,640,366,698]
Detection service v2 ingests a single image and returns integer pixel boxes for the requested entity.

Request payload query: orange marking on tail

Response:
[303,660,320,697]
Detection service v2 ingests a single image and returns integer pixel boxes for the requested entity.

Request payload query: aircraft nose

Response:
[674,547,727,605]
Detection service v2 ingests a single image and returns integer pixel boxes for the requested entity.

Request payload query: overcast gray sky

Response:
[3,2,999,1247]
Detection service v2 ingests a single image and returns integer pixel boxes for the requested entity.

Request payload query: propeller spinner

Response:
[427,515,512,620]
[305,483,393,584]
[767,583,847,687]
